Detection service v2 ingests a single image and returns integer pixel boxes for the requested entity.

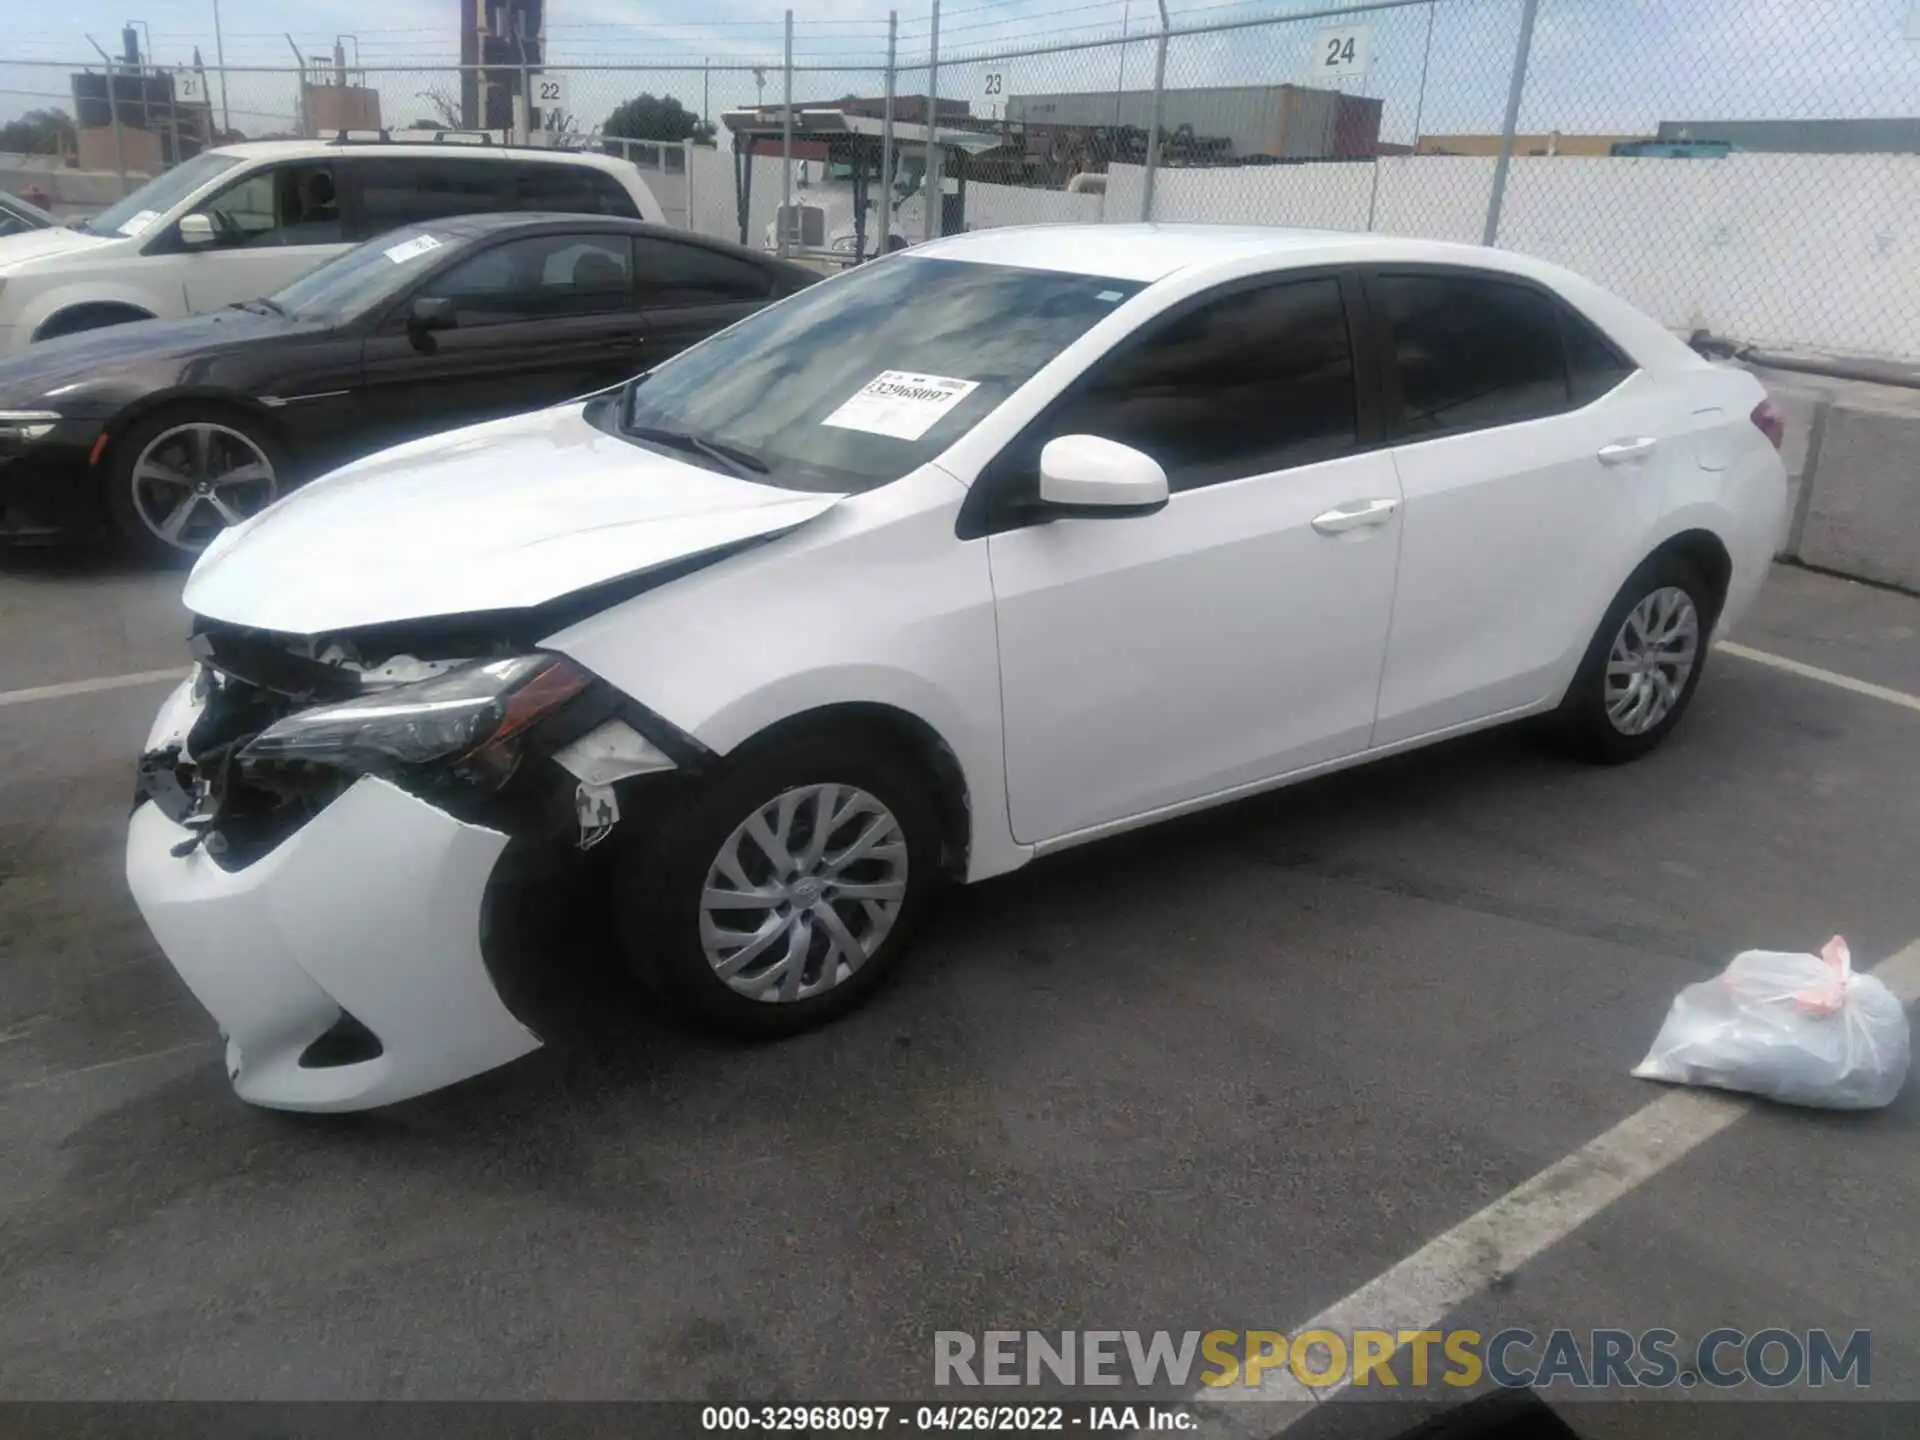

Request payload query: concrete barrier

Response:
[1751,364,1920,593]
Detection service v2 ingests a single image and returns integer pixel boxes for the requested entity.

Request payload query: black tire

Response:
[102,406,290,564]
[613,730,943,1037]
[1556,552,1715,764]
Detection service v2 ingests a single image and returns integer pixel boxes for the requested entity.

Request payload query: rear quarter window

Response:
[1561,303,1636,404]
[632,237,772,304]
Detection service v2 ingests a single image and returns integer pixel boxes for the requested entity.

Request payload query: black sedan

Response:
[0,213,815,557]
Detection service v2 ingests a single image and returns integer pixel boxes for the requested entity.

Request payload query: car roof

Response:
[911,223,1696,368]
[365,211,814,275]
[912,223,1549,284]
[208,140,637,176]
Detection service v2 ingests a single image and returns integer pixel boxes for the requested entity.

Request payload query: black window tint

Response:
[511,164,639,218]
[632,237,772,305]
[1562,303,1633,404]
[349,159,505,239]
[1381,274,1569,434]
[1043,277,1357,493]
[414,233,633,325]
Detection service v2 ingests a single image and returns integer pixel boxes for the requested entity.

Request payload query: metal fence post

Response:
[212,0,230,137]
[684,138,696,232]
[1140,0,1169,222]
[780,10,794,258]
[924,0,940,242]
[879,11,897,257]
[86,38,127,191]
[1483,0,1542,247]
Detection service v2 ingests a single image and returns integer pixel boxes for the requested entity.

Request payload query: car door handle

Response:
[1598,436,1658,465]
[1311,498,1399,535]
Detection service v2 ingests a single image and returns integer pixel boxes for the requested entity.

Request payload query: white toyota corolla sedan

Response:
[127,225,1789,1111]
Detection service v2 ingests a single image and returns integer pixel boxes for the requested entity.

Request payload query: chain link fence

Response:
[4,0,1918,358]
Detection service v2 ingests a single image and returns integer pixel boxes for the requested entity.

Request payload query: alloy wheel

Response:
[130,422,278,552]
[1605,585,1700,736]
[698,783,909,1003]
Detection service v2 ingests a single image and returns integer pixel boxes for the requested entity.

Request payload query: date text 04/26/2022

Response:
[700,1405,1192,1432]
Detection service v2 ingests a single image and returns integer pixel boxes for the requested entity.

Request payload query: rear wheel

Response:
[614,732,942,1036]
[104,409,286,561]
[1556,553,1713,763]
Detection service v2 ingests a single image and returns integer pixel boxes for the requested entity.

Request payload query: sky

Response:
[4,0,1918,147]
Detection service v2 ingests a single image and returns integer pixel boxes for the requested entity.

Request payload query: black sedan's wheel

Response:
[615,731,943,1037]
[104,409,286,561]
[1557,553,1713,764]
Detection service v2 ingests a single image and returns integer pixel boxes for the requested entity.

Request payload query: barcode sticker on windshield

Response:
[117,210,159,237]
[384,234,444,264]
[821,370,981,441]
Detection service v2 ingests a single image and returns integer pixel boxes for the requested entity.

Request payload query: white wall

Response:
[1130,154,1919,360]
[682,148,1920,360]
[1152,160,1377,231]
[962,181,1102,230]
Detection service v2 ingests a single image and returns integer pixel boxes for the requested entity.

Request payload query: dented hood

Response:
[184,404,844,635]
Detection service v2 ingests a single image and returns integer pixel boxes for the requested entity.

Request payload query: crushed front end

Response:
[127,615,703,1111]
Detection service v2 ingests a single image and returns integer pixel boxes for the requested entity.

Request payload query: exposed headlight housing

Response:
[240,653,591,786]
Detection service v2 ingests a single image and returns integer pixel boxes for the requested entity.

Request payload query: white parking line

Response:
[1718,641,1920,713]
[0,668,186,709]
[1186,935,1920,1434]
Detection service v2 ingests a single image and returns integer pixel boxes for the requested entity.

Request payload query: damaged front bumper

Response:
[127,766,539,1111]
[125,630,703,1111]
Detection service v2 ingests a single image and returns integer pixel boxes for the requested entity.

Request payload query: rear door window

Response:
[346,158,508,240]
[511,164,640,218]
[1377,272,1571,436]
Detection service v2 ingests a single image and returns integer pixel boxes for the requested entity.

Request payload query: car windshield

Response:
[620,255,1146,494]
[270,224,457,321]
[88,152,240,237]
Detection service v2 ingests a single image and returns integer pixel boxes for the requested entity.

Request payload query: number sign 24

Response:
[1311,25,1373,78]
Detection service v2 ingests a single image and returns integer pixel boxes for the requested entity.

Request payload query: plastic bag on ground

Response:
[1632,937,1911,1110]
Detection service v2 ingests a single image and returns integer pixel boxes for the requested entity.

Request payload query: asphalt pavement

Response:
[0,552,1915,1432]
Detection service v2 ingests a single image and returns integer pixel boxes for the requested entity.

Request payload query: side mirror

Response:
[1036,435,1169,518]
[179,212,217,246]
[407,295,456,333]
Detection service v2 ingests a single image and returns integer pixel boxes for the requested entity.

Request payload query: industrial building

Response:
[1654,117,1920,154]
[1004,83,1383,162]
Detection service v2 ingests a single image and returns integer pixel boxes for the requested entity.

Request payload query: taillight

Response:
[1750,399,1785,451]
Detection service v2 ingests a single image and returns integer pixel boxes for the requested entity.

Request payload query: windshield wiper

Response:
[626,424,769,478]
[68,217,93,233]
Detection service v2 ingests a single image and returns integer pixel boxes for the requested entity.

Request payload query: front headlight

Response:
[0,410,61,444]
[240,653,591,783]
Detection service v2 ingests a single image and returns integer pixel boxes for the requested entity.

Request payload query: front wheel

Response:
[614,732,943,1036]
[104,408,287,561]
[1556,554,1713,764]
